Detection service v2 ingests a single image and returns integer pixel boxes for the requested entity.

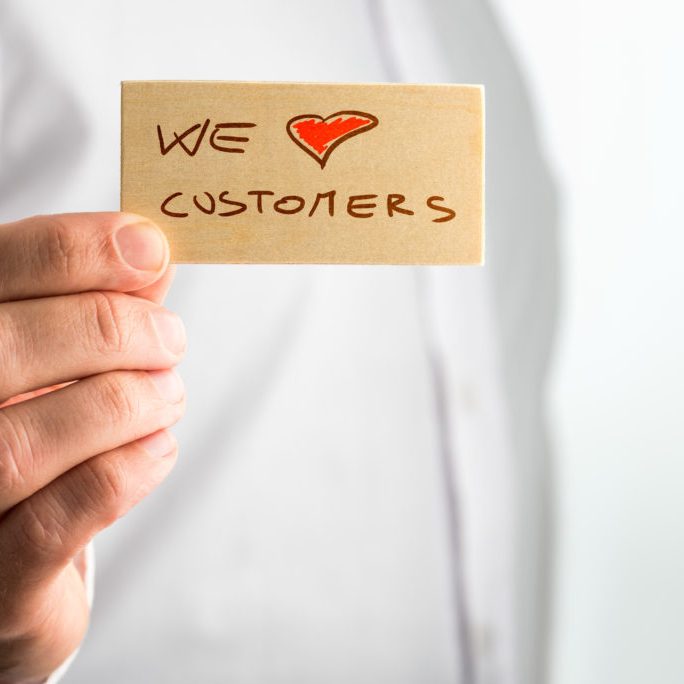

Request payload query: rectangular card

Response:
[121,81,484,264]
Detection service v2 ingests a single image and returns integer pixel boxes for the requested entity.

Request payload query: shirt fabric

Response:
[0,1,558,683]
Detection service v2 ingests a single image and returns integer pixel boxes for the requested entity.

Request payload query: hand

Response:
[0,213,186,683]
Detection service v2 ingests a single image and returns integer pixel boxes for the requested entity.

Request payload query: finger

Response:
[0,290,186,402]
[0,369,185,515]
[0,430,177,593]
[129,263,177,304]
[0,212,169,303]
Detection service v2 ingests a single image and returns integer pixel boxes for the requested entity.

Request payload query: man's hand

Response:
[0,213,186,683]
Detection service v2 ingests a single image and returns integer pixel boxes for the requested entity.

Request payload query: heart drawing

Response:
[286,111,379,169]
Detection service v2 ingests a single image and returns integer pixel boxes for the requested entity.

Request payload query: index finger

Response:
[0,212,170,303]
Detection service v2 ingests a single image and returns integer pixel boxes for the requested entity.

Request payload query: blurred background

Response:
[491,1,684,682]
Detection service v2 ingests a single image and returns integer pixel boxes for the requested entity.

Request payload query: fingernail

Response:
[152,310,186,355]
[139,430,177,458]
[114,222,167,271]
[149,369,184,402]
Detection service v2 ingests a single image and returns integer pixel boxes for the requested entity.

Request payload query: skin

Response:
[0,213,186,683]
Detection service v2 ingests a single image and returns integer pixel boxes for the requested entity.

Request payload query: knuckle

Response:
[37,216,81,280]
[16,497,69,560]
[80,456,128,523]
[0,452,21,502]
[84,291,132,354]
[0,413,31,499]
[0,310,20,393]
[94,372,141,426]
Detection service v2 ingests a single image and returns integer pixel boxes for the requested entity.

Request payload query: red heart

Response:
[286,110,379,169]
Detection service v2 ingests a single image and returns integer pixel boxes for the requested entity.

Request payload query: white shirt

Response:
[0,2,558,682]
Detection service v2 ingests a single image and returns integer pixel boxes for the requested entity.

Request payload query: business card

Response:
[121,81,484,264]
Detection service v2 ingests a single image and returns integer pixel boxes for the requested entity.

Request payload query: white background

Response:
[492,1,684,682]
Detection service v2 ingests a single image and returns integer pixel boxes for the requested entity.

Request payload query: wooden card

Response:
[120,81,484,264]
